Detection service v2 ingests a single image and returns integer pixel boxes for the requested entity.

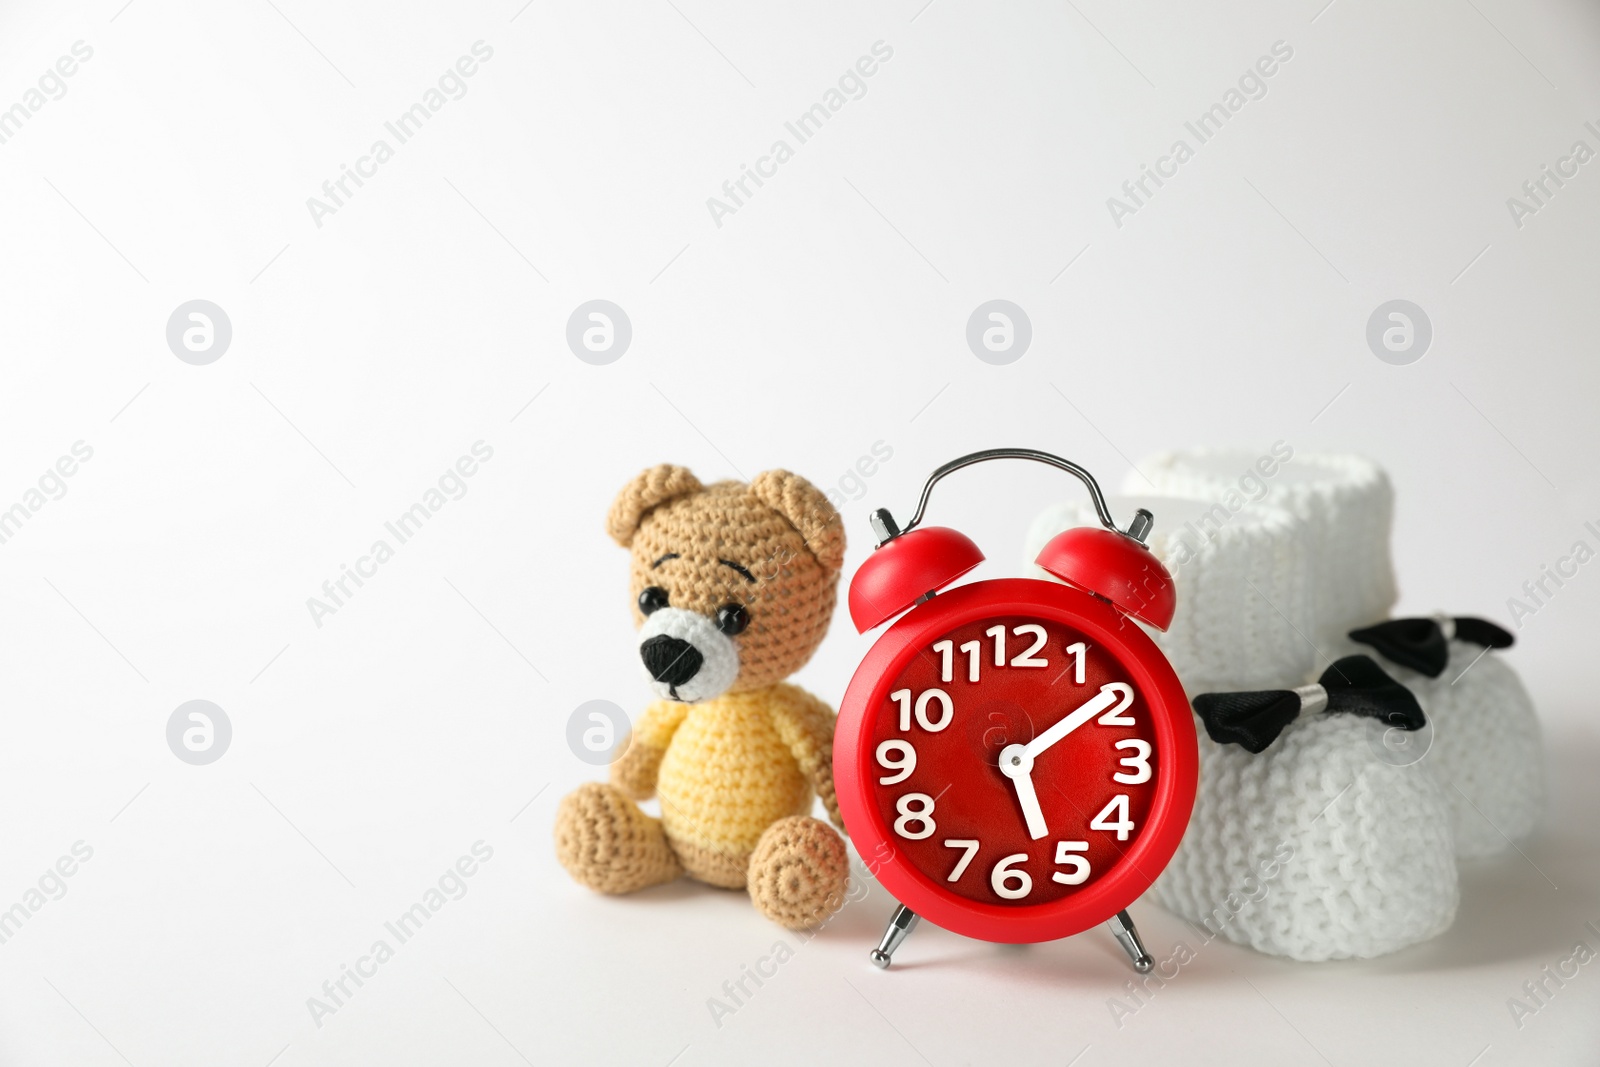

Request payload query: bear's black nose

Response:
[640,635,703,687]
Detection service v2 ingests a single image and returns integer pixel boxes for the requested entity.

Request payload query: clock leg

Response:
[868,904,920,969]
[1106,910,1153,973]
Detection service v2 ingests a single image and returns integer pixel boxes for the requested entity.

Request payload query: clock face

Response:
[867,614,1156,908]
[836,578,1197,943]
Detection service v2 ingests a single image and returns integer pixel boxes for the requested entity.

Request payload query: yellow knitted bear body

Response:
[654,684,836,886]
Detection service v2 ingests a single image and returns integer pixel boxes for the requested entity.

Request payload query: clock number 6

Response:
[1113,739,1151,784]
[991,853,1033,899]
[890,688,953,732]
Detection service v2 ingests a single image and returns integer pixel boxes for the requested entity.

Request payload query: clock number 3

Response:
[1113,739,1151,784]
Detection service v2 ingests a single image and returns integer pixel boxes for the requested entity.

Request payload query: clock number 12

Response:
[931,625,1049,683]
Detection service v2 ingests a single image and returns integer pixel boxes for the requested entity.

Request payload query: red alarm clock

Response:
[834,449,1197,972]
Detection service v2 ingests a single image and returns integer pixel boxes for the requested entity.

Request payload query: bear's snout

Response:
[635,606,741,703]
[640,635,703,688]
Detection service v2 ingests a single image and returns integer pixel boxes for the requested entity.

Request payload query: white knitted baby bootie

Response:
[1153,656,1458,961]
[1340,615,1544,858]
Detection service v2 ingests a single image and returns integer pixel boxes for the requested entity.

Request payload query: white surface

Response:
[1,0,1599,1064]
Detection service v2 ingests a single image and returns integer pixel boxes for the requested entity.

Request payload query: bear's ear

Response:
[607,465,703,547]
[750,469,846,574]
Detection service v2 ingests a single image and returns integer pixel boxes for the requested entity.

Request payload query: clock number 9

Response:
[889,688,953,732]
[875,739,917,785]
[893,793,937,839]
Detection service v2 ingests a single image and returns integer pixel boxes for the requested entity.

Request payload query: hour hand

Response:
[999,744,1048,840]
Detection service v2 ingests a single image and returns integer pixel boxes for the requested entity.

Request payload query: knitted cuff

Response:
[1132,449,1398,645]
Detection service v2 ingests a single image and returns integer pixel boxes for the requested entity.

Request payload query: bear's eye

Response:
[716,603,750,636]
[638,586,670,615]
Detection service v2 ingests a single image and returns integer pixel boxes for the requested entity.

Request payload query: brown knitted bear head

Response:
[607,465,846,702]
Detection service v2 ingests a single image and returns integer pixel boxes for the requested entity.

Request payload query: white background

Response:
[1,0,1598,1063]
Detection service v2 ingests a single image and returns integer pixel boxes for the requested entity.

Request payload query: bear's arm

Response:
[609,700,689,800]
[768,684,843,832]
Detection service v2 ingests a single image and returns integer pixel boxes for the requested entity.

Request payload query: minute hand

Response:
[1023,683,1125,760]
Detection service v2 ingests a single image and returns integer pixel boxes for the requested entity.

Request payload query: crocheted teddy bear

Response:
[554,464,851,929]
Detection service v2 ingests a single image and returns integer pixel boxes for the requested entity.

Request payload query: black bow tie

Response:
[1192,655,1426,754]
[1347,615,1514,678]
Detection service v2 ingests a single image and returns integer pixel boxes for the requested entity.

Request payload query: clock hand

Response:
[1022,683,1127,761]
[997,745,1049,840]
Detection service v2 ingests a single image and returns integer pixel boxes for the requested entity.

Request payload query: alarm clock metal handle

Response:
[901,448,1124,536]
